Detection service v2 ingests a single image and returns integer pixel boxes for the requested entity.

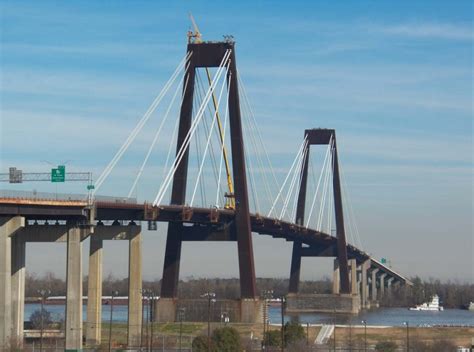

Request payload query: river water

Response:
[268,307,474,327]
[24,304,473,327]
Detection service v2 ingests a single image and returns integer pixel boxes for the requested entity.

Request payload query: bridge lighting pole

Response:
[349,321,352,352]
[37,289,50,352]
[108,290,118,352]
[201,292,216,352]
[145,289,150,351]
[141,289,147,350]
[403,321,409,351]
[178,307,186,351]
[361,320,367,352]
[140,289,145,348]
[306,322,309,346]
[262,290,273,349]
[280,296,286,352]
[139,288,155,351]
[150,290,155,352]
[333,307,336,352]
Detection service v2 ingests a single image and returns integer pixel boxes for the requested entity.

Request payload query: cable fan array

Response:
[91,48,364,250]
[266,134,364,249]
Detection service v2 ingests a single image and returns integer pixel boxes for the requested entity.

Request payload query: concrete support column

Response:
[349,259,357,295]
[65,227,83,351]
[86,236,103,347]
[357,270,362,296]
[371,269,379,302]
[387,277,394,297]
[332,259,340,294]
[127,229,142,348]
[379,273,387,298]
[360,260,370,309]
[11,233,26,345]
[0,216,24,348]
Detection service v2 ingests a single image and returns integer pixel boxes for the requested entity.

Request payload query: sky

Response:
[0,1,472,283]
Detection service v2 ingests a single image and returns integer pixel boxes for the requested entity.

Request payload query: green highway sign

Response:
[87,184,95,190]
[51,165,65,183]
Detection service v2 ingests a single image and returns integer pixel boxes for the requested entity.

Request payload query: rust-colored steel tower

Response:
[160,41,257,299]
[288,129,351,294]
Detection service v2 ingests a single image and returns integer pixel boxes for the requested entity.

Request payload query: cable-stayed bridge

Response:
[0,38,411,350]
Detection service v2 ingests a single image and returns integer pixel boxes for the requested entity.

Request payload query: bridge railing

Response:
[0,189,137,204]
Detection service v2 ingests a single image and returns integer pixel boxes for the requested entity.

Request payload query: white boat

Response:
[409,295,443,311]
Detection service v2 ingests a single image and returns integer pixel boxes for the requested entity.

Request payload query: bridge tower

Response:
[160,41,257,306]
[289,128,351,294]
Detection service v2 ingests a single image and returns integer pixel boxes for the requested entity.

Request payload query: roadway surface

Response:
[0,197,411,284]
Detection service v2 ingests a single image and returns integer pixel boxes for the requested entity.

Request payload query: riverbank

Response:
[85,322,473,349]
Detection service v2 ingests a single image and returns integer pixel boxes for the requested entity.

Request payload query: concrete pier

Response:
[86,236,103,347]
[371,268,379,302]
[83,224,143,349]
[0,216,24,348]
[379,273,387,298]
[286,293,360,314]
[127,229,142,348]
[156,298,177,322]
[156,298,262,323]
[387,277,394,296]
[240,299,263,323]
[65,227,84,351]
[332,259,340,294]
[11,233,26,345]
[349,259,357,295]
[360,259,370,309]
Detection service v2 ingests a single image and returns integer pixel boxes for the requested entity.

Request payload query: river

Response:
[24,304,473,327]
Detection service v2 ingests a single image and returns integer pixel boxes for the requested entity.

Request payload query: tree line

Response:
[25,272,473,309]
[380,276,474,309]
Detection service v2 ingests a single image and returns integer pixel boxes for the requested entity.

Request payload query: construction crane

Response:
[188,14,236,210]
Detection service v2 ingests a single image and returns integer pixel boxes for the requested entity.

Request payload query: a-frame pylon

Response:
[288,128,351,294]
[160,41,258,301]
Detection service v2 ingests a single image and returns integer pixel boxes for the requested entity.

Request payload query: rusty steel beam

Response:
[227,44,257,298]
[331,131,351,293]
[160,42,196,299]
[300,245,337,257]
[289,132,310,293]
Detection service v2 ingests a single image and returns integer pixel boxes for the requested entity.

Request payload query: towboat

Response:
[409,295,443,311]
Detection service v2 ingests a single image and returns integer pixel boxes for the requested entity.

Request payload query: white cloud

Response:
[377,23,474,41]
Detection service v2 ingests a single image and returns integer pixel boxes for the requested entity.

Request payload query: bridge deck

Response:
[0,197,411,284]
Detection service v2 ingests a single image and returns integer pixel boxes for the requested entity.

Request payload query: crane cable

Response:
[190,65,229,206]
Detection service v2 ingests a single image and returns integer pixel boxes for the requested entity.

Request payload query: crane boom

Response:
[188,14,235,209]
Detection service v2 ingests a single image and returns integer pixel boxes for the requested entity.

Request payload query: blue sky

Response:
[1,1,472,282]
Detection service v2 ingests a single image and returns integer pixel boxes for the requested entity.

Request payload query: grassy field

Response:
[95,322,473,349]
[327,326,474,348]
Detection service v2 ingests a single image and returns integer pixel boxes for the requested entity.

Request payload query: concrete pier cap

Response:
[155,298,263,323]
[286,293,360,314]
